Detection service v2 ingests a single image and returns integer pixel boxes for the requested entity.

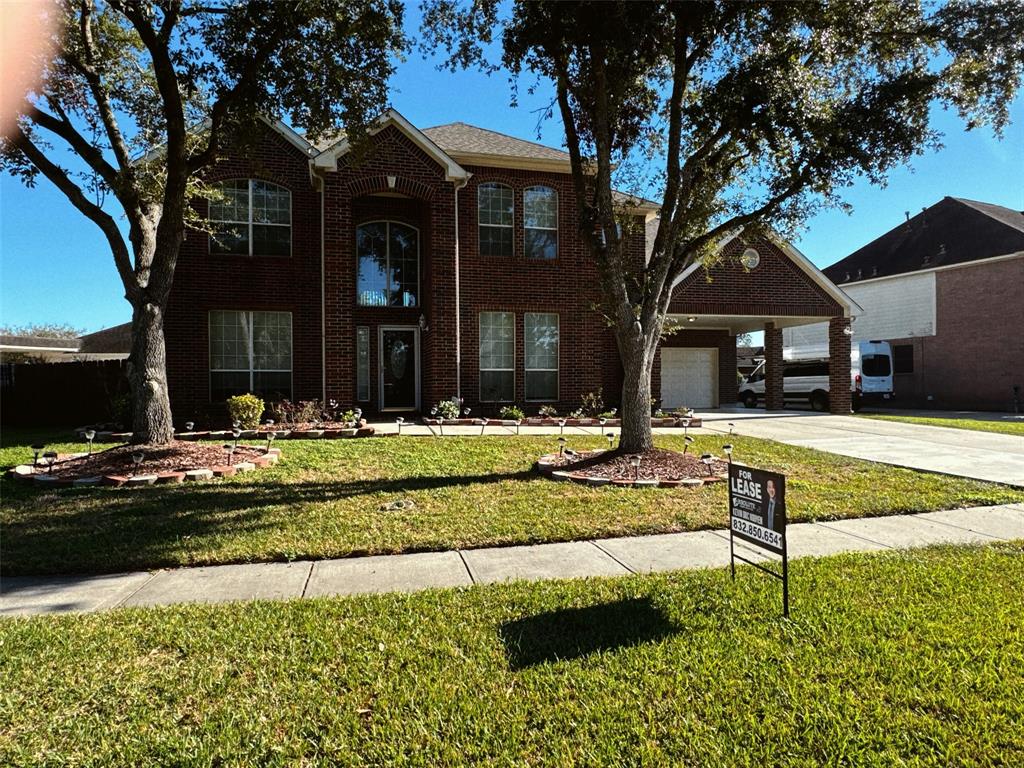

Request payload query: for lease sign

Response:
[729,464,786,555]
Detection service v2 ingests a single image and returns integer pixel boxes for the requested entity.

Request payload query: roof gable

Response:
[312,109,468,182]
[824,197,1024,284]
[421,122,571,172]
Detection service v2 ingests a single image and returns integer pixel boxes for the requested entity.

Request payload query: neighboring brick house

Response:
[786,197,1024,410]
[164,109,858,421]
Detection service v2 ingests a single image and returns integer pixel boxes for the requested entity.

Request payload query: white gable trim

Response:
[669,229,862,317]
[312,108,469,182]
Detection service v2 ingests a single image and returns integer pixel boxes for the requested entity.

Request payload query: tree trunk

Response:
[128,299,174,445]
[618,338,655,453]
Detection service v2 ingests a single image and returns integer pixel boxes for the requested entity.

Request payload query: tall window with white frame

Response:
[478,182,513,257]
[356,222,419,307]
[208,179,291,257]
[524,312,558,401]
[524,186,557,259]
[479,311,514,402]
[209,310,292,402]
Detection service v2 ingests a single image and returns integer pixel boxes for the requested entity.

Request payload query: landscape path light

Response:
[728,422,735,436]
[515,418,522,435]
[682,418,691,439]
[31,443,44,467]
[479,417,487,436]
[700,453,714,476]
[223,443,235,466]
[606,432,615,451]
[185,421,195,433]
[683,435,695,454]
[723,444,734,464]
[265,431,276,453]
[231,429,241,451]
[396,416,404,436]
[131,450,144,476]
[84,429,96,456]
[558,418,566,435]
[43,450,58,473]
[557,436,567,457]
[630,453,642,481]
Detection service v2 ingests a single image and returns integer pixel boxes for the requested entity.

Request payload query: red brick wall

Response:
[828,317,852,413]
[670,235,844,318]
[164,128,322,424]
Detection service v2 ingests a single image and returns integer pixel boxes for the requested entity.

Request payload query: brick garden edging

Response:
[422,417,703,428]
[7,447,282,489]
[535,450,727,489]
[73,428,376,443]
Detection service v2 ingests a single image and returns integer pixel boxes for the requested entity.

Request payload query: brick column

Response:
[764,322,784,411]
[828,316,853,414]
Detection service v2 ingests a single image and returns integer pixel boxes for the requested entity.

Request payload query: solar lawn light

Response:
[266,431,276,452]
[683,435,695,454]
[480,417,487,436]
[31,443,44,467]
[723,444,734,464]
[682,418,691,439]
[558,418,567,435]
[232,420,241,430]
[131,450,144,476]
[630,453,642,480]
[728,422,735,436]
[463,407,471,419]
[185,421,195,432]
[515,418,522,435]
[232,428,241,450]
[557,436,567,457]
[43,451,58,473]
[700,453,714,476]
[606,432,615,450]
[223,443,235,466]
[84,429,96,456]
[396,416,404,435]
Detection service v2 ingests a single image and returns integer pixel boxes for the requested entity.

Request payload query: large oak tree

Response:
[1,0,406,444]
[423,0,1024,452]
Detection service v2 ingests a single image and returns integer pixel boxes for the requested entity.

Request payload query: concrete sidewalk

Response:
[3,504,1021,617]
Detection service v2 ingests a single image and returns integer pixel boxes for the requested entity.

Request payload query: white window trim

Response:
[209,310,293,400]
[356,220,421,308]
[479,310,515,403]
[523,185,558,260]
[524,312,559,402]
[208,179,293,258]
[478,182,514,258]
[356,326,371,401]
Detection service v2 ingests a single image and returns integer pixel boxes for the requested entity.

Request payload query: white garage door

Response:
[661,347,718,409]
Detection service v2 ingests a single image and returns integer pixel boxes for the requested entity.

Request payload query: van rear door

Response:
[857,342,894,395]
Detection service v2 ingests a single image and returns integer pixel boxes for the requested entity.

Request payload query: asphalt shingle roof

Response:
[823,197,1024,283]
[421,122,571,163]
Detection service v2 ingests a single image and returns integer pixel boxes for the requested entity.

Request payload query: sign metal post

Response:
[728,463,789,617]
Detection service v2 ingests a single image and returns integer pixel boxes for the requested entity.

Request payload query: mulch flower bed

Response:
[8,441,280,488]
[537,448,728,488]
[75,422,375,443]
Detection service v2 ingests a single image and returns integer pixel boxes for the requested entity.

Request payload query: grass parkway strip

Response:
[1,543,1022,766]
[3,429,1023,576]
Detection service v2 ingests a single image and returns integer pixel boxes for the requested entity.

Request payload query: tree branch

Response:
[24,103,120,190]
[11,126,139,301]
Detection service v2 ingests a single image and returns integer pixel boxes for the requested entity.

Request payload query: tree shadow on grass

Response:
[0,468,540,576]
[499,597,678,670]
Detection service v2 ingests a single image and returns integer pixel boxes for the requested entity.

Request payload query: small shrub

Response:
[432,399,460,419]
[568,408,585,419]
[538,405,558,417]
[598,409,618,420]
[579,388,604,417]
[499,405,525,420]
[227,393,265,429]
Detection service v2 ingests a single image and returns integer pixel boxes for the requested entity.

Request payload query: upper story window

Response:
[356,221,419,307]
[208,179,291,257]
[524,186,557,259]
[478,182,513,257]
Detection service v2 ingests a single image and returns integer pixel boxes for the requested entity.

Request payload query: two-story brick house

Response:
[164,109,858,421]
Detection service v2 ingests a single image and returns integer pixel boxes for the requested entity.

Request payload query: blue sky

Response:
[2,14,1022,333]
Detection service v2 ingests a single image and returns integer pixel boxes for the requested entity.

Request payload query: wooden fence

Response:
[0,360,129,427]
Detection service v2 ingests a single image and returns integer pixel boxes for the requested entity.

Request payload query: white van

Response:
[738,341,894,411]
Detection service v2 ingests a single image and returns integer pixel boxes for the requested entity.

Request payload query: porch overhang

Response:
[666,313,840,335]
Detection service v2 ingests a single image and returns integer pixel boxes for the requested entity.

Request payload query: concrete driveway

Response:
[696,409,1024,487]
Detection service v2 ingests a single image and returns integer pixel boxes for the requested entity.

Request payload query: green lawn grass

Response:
[2,428,1022,576]
[2,543,1022,766]
[859,412,1024,437]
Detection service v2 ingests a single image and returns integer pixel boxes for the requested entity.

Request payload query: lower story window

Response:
[209,310,292,402]
[479,311,514,402]
[525,312,558,401]
[356,326,370,401]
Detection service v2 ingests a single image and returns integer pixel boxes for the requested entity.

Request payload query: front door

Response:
[379,327,419,411]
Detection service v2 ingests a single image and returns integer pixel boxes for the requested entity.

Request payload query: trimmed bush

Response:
[499,405,525,421]
[227,393,265,429]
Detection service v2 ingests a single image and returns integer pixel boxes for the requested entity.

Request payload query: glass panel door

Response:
[379,328,419,410]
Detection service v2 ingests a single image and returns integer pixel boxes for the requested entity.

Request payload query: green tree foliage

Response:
[1,0,407,444]
[422,0,1024,451]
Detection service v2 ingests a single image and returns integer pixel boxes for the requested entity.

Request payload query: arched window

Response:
[524,186,557,259]
[209,179,291,257]
[356,221,419,307]
[478,182,513,257]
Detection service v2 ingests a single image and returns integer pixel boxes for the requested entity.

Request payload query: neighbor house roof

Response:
[824,197,1024,284]
[421,122,571,171]
[78,322,132,355]
[0,334,79,352]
